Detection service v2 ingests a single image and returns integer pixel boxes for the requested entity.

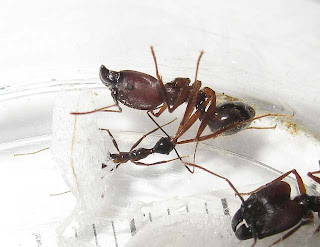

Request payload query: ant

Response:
[71,47,265,154]
[101,118,183,169]
[72,47,291,165]
[102,104,283,171]
[232,165,320,246]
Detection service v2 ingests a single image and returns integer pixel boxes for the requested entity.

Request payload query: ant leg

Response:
[50,191,71,196]
[147,112,194,174]
[174,87,215,142]
[175,50,204,135]
[148,78,190,118]
[175,80,202,136]
[177,112,294,145]
[70,103,122,115]
[239,169,306,196]
[192,87,216,163]
[149,46,197,117]
[130,117,177,151]
[132,156,187,167]
[269,217,313,246]
[246,125,277,130]
[149,104,167,117]
[182,160,246,204]
[100,129,121,153]
[307,170,320,184]
[14,147,50,157]
[169,87,215,163]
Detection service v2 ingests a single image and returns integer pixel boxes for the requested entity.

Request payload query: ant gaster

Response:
[232,167,320,246]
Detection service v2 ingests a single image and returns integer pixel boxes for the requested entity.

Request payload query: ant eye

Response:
[126,83,134,90]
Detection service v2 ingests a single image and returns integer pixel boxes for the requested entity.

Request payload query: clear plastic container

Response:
[1,82,319,246]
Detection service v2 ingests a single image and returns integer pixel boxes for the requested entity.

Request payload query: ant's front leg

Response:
[70,103,122,115]
[71,93,122,115]
[239,169,306,196]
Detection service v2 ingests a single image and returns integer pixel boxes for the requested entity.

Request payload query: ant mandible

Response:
[232,165,320,246]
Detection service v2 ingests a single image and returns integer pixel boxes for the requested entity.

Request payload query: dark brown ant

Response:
[102,105,284,171]
[71,47,291,164]
[101,118,184,169]
[73,48,292,149]
[232,166,320,246]
[71,47,237,150]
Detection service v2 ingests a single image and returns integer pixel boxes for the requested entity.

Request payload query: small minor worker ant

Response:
[232,166,320,246]
[102,103,284,171]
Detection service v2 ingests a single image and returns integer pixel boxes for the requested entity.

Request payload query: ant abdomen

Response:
[207,102,255,135]
[153,137,175,155]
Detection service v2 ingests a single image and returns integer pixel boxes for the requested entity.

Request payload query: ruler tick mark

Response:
[111,221,119,247]
[130,218,137,236]
[204,202,209,214]
[92,224,99,246]
[221,198,230,216]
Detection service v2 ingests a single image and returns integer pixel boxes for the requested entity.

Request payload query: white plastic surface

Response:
[1,87,319,246]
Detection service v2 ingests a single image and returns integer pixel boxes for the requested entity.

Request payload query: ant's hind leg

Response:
[177,112,295,145]
[239,169,306,196]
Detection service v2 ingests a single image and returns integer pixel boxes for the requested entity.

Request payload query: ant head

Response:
[232,205,253,240]
[232,195,259,241]
[100,65,121,89]
[153,137,175,155]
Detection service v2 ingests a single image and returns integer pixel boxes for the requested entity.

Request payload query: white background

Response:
[1,0,320,132]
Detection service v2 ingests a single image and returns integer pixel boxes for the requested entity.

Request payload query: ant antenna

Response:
[147,112,193,173]
[150,46,161,82]
[194,50,204,83]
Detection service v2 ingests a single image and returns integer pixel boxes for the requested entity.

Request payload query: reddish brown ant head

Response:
[99,65,121,89]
